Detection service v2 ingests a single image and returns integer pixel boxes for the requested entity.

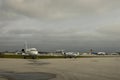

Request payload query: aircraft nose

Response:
[34,51,38,55]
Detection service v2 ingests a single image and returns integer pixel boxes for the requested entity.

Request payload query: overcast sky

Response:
[0,0,120,52]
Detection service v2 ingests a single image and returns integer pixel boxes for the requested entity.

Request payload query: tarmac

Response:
[0,57,120,80]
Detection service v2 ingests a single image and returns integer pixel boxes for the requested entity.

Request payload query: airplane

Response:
[57,50,79,58]
[63,52,79,58]
[21,42,38,59]
[97,52,106,55]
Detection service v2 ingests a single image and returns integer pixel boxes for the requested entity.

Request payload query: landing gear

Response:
[32,55,37,59]
[23,55,37,59]
[24,56,26,59]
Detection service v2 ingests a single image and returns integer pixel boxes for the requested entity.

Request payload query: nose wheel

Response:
[24,56,26,59]
[32,55,37,59]
[23,55,37,59]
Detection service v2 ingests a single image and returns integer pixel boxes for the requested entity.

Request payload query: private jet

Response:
[58,50,79,58]
[21,42,38,59]
[63,52,79,58]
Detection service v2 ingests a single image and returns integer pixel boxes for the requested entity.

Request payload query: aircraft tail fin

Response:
[25,41,28,50]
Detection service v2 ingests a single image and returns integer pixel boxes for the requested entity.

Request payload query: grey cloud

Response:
[2,0,120,19]
[96,24,120,40]
[0,0,120,52]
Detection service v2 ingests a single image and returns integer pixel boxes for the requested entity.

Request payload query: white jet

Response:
[97,52,106,55]
[22,42,38,59]
[61,51,79,58]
